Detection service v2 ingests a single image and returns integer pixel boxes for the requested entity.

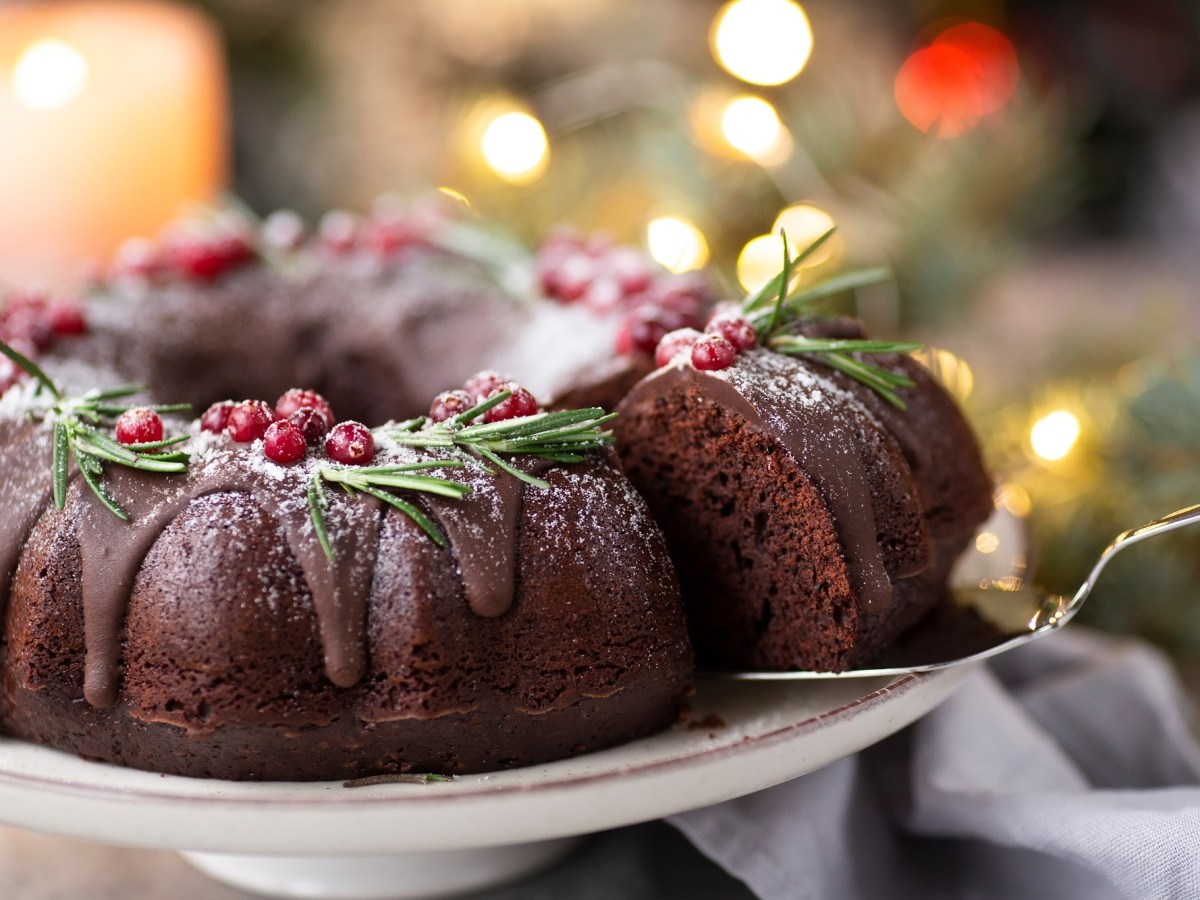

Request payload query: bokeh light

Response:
[1030,410,1080,461]
[771,204,837,267]
[646,216,710,273]
[975,531,1000,554]
[894,23,1018,138]
[737,233,789,292]
[11,39,89,110]
[481,111,548,183]
[995,482,1032,518]
[711,0,813,87]
[912,346,975,402]
[721,95,791,163]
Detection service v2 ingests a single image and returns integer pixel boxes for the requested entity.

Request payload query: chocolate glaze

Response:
[0,421,56,622]
[622,355,894,613]
[77,456,385,708]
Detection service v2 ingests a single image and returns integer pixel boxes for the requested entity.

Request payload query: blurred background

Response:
[1,0,1198,672]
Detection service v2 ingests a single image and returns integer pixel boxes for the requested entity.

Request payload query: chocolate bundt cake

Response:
[615,304,993,672]
[0,203,992,781]
[0,206,700,782]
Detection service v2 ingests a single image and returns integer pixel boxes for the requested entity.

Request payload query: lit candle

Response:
[0,1,226,286]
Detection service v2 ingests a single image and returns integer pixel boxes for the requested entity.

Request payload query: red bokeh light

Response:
[895,23,1019,138]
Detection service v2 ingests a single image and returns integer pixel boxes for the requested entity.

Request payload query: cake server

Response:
[714,501,1200,680]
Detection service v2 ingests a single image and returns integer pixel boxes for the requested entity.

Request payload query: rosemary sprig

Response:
[386,391,616,489]
[737,231,916,409]
[1,340,190,520]
[307,461,472,559]
[769,336,921,409]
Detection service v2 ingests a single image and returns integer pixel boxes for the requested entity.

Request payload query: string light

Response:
[894,22,1018,138]
[1030,410,1080,461]
[646,216,709,273]
[771,204,837,267]
[736,234,789,292]
[480,111,548,183]
[721,95,790,163]
[711,0,813,87]
[912,347,975,402]
[11,39,89,110]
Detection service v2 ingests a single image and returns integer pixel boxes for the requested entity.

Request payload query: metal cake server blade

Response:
[710,501,1200,681]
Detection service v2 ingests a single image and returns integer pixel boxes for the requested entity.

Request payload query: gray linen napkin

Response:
[670,628,1200,900]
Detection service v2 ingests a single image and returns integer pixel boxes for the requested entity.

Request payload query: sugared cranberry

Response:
[652,272,715,316]
[654,328,703,368]
[263,420,307,464]
[170,241,226,282]
[200,401,236,434]
[287,407,331,446]
[691,334,737,371]
[365,219,420,258]
[48,302,87,336]
[705,313,757,353]
[430,389,476,423]
[216,234,255,268]
[275,388,334,427]
[225,400,275,442]
[617,308,671,356]
[325,421,375,465]
[483,383,539,423]
[112,237,162,281]
[463,370,509,402]
[2,307,54,351]
[609,246,655,296]
[261,210,306,250]
[319,210,361,254]
[115,408,164,445]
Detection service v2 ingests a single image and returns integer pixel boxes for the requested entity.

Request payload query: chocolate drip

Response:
[78,457,382,708]
[0,422,57,622]
[627,358,894,613]
[429,471,526,618]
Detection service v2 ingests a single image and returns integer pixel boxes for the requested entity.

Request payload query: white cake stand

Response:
[0,666,972,898]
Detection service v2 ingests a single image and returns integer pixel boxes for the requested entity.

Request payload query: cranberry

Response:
[261,210,306,250]
[263,420,307,464]
[653,272,715,316]
[112,238,162,281]
[430,389,476,423]
[654,328,703,368]
[543,252,594,303]
[225,400,275,442]
[705,313,757,353]
[609,246,655,296]
[287,407,331,446]
[200,401,236,434]
[463,370,509,402]
[691,334,737,371]
[325,421,375,465]
[3,306,54,351]
[617,308,672,356]
[115,408,165,445]
[48,302,87,336]
[319,211,361,254]
[365,219,420,258]
[215,234,255,269]
[275,389,334,427]
[483,383,539,423]
[171,241,227,282]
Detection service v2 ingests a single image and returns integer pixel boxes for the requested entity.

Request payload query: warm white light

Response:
[711,0,813,86]
[737,233,789,293]
[975,532,1000,554]
[995,482,1032,518]
[11,39,89,110]
[481,111,548,183]
[647,216,710,273]
[1030,410,1080,461]
[913,346,975,403]
[721,96,786,160]
[772,204,837,267]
